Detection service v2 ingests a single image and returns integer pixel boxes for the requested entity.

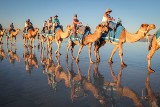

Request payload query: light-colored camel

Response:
[8,28,20,44]
[147,34,160,72]
[23,28,39,47]
[0,29,6,43]
[47,25,72,55]
[94,24,155,67]
[66,24,107,63]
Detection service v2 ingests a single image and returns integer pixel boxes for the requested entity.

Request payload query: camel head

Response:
[96,24,103,32]
[66,25,72,32]
[34,28,39,32]
[16,28,20,32]
[139,24,156,34]
[148,24,156,31]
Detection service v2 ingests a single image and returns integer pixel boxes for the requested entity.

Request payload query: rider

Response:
[42,21,48,33]
[102,8,115,29]
[0,24,3,31]
[52,15,60,35]
[23,20,28,33]
[27,19,34,31]
[48,17,53,30]
[72,14,82,38]
[9,23,15,34]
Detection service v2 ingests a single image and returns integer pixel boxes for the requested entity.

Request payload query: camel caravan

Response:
[1,8,160,72]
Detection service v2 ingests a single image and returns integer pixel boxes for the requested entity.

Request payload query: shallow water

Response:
[0,35,160,107]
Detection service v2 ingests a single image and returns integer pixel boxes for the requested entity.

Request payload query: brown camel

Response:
[147,31,160,72]
[105,64,144,107]
[8,28,20,44]
[66,24,107,63]
[47,25,72,55]
[94,24,155,67]
[0,29,6,43]
[23,28,39,47]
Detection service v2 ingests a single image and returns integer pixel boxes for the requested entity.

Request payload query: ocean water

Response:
[0,34,160,107]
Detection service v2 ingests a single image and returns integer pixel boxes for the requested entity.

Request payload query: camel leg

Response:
[66,43,72,59]
[108,45,119,64]
[76,45,84,62]
[94,45,100,62]
[119,44,127,67]
[15,37,16,44]
[55,41,62,56]
[71,44,76,60]
[147,46,157,73]
[88,43,94,64]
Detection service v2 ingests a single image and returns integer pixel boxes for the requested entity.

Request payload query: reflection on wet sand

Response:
[23,46,38,74]
[105,64,144,107]
[0,44,6,62]
[7,44,20,64]
[145,73,160,107]
[0,43,160,107]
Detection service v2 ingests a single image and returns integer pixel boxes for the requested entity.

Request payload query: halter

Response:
[139,25,149,34]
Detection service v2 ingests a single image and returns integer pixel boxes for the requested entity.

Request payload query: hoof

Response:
[66,55,68,59]
[90,60,94,64]
[121,63,127,68]
[76,58,79,62]
[96,59,100,63]
[108,60,113,64]
[72,57,76,60]
[148,67,155,73]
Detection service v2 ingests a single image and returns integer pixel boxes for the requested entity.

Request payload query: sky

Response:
[0,0,160,34]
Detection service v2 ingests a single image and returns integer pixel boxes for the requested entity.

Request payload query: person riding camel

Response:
[47,17,53,34]
[72,14,82,38]
[9,23,15,34]
[23,20,28,33]
[27,19,34,32]
[42,21,48,33]
[52,15,60,35]
[0,24,3,31]
[48,16,53,31]
[102,8,115,29]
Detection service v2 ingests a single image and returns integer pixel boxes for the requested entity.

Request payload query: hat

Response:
[74,14,77,17]
[54,15,58,18]
[106,8,112,13]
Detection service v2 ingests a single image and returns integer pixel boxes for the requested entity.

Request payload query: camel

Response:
[0,29,6,43]
[104,64,144,107]
[147,29,160,72]
[47,25,72,55]
[23,28,39,47]
[94,24,155,67]
[7,28,20,44]
[66,24,107,63]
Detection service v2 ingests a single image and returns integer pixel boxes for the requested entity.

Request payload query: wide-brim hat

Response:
[106,8,112,13]
[54,15,58,18]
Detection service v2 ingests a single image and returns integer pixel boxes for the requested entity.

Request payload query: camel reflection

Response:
[104,64,143,107]
[145,73,160,107]
[23,46,38,73]
[0,44,6,62]
[68,61,106,105]
[6,44,20,64]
